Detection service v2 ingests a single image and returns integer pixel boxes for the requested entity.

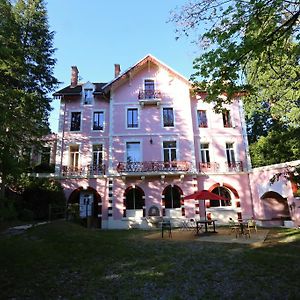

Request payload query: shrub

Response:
[21,178,66,220]
[0,197,18,221]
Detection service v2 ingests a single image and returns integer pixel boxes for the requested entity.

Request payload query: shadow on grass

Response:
[0,221,299,299]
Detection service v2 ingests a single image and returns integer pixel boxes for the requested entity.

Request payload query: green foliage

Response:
[0,197,18,221]
[16,177,66,220]
[0,0,57,196]
[171,0,300,113]
[250,127,300,167]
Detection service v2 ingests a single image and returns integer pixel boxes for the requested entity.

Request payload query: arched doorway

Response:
[261,191,291,221]
[68,186,102,228]
[162,185,183,217]
[123,185,145,218]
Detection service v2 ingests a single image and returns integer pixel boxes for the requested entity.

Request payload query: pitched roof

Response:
[53,82,107,97]
[102,54,190,91]
[53,54,190,97]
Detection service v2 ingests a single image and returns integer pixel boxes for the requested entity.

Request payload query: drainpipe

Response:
[59,96,67,176]
[247,172,256,219]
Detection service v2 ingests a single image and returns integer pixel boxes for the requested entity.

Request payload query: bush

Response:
[0,197,18,221]
[21,178,66,220]
[19,208,34,221]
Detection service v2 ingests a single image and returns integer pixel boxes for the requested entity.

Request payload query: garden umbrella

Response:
[184,190,229,220]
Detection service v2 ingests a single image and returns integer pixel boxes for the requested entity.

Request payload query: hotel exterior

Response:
[42,54,299,229]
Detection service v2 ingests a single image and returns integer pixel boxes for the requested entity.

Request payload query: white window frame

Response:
[200,143,210,163]
[126,107,140,129]
[162,140,177,162]
[162,107,175,128]
[225,142,236,163]
[92,110,105,131]
[125,140,142,163]
[197,110,208,128]
[82,82,95,105]
[70,111,82,132]
[92,143,104,167]
[68,144,81,168]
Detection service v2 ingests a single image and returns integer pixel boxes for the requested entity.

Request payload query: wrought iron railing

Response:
[138,90,162,100]
[116,161,191,173]
[87,164,106,176]
[225,161,243,172]
[199,162,220,172]
[61,164,106,176]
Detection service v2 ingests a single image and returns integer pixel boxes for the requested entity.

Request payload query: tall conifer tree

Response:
[0,0,57,198]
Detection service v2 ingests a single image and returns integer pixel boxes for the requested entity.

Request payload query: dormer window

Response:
[84,88,93,105]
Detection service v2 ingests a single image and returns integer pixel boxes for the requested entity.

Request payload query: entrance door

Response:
[79,192,94,218]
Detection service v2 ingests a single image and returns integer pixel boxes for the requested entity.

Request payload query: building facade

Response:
[47,54,300,229]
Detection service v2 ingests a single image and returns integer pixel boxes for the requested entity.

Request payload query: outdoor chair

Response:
[239,222,251,239]
[247,219,257,234]
[228,218,240,237]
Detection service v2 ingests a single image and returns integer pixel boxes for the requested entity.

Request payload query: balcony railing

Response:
[138,90,162,100]
[199,162,220,173]
[226,161,243,172]
[61,164,106,176]
[117,161,191,173]
[198,161,244,173]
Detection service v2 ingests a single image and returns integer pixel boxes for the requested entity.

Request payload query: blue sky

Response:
[47,0,199,132]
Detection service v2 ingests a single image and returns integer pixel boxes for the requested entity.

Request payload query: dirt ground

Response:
[145,227,269,246]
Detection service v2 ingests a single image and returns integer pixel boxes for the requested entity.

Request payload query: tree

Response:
[0,0,57,198]
[170,0,300,113]
[249,127,300,167]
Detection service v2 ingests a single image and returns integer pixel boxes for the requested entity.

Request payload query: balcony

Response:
[198,161,244,173]
[61,164,106,177]
[138,90,162,106]
[199,162,220,173]
[116,161,191,174]
[226,161,243,172]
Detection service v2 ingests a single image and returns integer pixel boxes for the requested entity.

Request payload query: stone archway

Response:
[68,186,102,228]
[261,191,291,221]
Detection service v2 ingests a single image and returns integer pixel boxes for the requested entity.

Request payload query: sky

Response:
[46,0,200,132]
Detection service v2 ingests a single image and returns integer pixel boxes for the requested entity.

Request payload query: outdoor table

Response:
[196,219,217,235]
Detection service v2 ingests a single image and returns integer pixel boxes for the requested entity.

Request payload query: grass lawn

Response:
[0,221,300,299]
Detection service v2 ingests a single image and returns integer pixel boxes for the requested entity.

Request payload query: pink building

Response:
[50,54,300,229]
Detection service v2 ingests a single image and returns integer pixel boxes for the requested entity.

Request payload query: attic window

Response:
[84,89,93,105]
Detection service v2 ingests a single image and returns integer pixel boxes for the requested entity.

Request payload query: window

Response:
[93,111,104,131]
[69,145,79,168]
[164,185,181,209]
[210,187,232,207]
[200,143,210,164]
[84,89,93,105]
[41,147,51,164]
[144,79,155,99]
[127,108,138,128]
[92,144,103,167]
[222,110,232,127]
[126,142,141,162]
[226,143,235,164]
[163,141,176,162]
[163,108,174,127]
[197,110,208,127]
[125,187,145,210]
[70,112,81,131]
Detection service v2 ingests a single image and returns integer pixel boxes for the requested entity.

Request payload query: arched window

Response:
[125,187,144,210]
[210,187,232,207]
[164,185,181,209]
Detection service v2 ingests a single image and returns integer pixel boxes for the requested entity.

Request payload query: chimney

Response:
[114,64,121,78]
[71,66,79,87]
